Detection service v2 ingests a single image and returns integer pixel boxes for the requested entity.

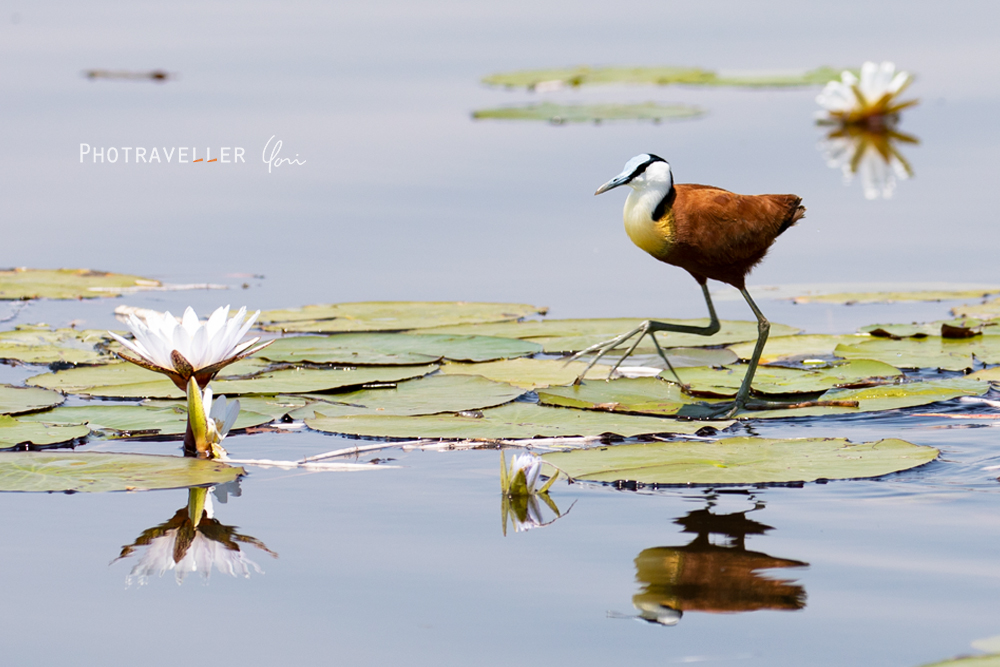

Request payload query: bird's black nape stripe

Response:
[625,154,667,183]
[652,184,676,222]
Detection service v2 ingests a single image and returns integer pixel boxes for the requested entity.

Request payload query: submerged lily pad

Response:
[0,452,244,492]
[791,289,1000,305]
[260,333,542,365]
[540,437,938,485]
[0,385,64,415]
[438,358,612,389]
[428,318,799,353]
[259,302,546,333]
[481,66,845,90]
[289,374,524,419]
[0,416,90,449]
[306,401,733,439]
[835,336,1000,371]
[18,404,272,437]
[0,326,113,365]
[472,102,704,124]
[0,268,161,300]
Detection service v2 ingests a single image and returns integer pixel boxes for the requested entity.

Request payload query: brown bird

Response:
[575,153,805,417]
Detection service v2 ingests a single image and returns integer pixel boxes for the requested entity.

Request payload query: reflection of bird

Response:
[577,154,804,417]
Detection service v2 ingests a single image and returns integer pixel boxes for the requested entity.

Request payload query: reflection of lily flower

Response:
[816,61,917,128]
[819,124,918,200]
[500,451,569,535]
[109,305,271,390]
[115,487,276,586]
[186,378,240,458]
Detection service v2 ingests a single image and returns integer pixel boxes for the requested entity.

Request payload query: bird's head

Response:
[595,154,672,195]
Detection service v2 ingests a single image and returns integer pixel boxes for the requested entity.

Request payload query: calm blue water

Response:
[2,1,1000,664]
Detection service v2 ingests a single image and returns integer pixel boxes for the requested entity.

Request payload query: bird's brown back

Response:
[662,184,804,289]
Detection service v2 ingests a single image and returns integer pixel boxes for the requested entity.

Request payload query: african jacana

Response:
[575,153,805,418]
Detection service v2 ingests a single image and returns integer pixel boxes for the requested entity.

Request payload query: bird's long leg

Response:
[570,282,721,383]
[724,288,770,418]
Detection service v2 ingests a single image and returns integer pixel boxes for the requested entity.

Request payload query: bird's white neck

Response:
[623,163,675,258]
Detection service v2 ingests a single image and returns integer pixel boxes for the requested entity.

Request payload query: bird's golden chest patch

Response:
[624,203,675,260]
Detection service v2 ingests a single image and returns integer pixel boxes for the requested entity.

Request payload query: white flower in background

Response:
[510,453,543,491]
[816,61,917,125]
[500,450,567,535]
[109,305,272,390]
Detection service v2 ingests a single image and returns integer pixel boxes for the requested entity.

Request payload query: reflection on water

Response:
[113,481,276,585]
[627,497,807,625]
[819,123,919,200]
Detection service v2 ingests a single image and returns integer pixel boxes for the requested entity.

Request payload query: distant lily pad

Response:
[259,302,546,333]
[540,437,938,485]
[472,102,704,124]
[859,320,992,339]
[0,452,244,492]
[953,297,1000,320]
[0,385,64,415]
[0,416,89,449]
[306,402,733,439]
[835,336,1000,371]
[428,318,798,353]
[791,289,1000,305]
[481,66,845,90]
[260,333,542,365]
[0,268,161,300]
[18,404,272,437]
[919,655,1000,667]
[438,358,612,389]
[289,374,524,419]
[0,326,113,365]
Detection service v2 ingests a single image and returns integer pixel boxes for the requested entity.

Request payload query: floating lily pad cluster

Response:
[6,287,999,489]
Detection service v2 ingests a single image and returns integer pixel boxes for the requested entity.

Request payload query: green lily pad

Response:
[481,65,845,90]
[259,302,546,333]
[727,334,866,364]
[835,336,1000,371]
[671,359,903,397]
[791,289,1000,305]
[289,374,524,419]
[306,401,733,439]
[428,318,799,353]
[471,102,704,124]
[0,452,244,492]
[920,656,1000,667]
[18,404,272,437]
[0,326,114,365]
[0,416,90,449]
[260,333,542,365]
[438,358,612,389]
[0,385,64,415]
[212,364,439,395]
[859,320,993,339]
[0,268,161,300]
[540,437,938,485]
[953,297,1000,319]
[539,377,711,416]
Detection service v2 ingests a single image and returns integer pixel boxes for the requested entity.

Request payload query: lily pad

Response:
[539,378,710,416]
[259,302,546,333]
[18,404,272,437]
[306,401,733,439]
[0,385,64,415]
[0,416,90,449]
[0,268,161,300]
[953,297,1000,319]
[727,334,866,364]
[835,336,1000,371]
[428,318,799,353]
[289,374,524,419]
[438,358,612,389]
[859,320,993,339]
[212,364,439,395]
[540,437,938,485]
[0,452,244,492]
[471,102,704,124]
[791,289,1000,305]
[672,359,903,397]
[0,326,113,365]
[920,656,1000,667]
[481,65,845,90]
[260,333,542,365]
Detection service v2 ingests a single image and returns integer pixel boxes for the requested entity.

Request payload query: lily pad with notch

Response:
[727,334,866,364]
[0,451,244,492]
[260,333,542,365]
[259,302,546,333]
[0,385,65,415]
[0,416,90,449]
[438,358,613,389]
[0,326,115,365]
[835,336,1000,371]
[672,359,903,397]
[540,436,938,485]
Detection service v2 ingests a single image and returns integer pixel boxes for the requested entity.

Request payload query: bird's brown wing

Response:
[666,184,804,289]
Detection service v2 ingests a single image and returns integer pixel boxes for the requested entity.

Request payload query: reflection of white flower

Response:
[126,528,264,586]
[109,305,270,389]
[819,126,917,200]
[510,495,546,533]
[816,61,916,125]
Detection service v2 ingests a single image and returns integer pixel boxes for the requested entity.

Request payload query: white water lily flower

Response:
[109,305,271,390]
[816,61,916,125]
[510,453,543,491]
